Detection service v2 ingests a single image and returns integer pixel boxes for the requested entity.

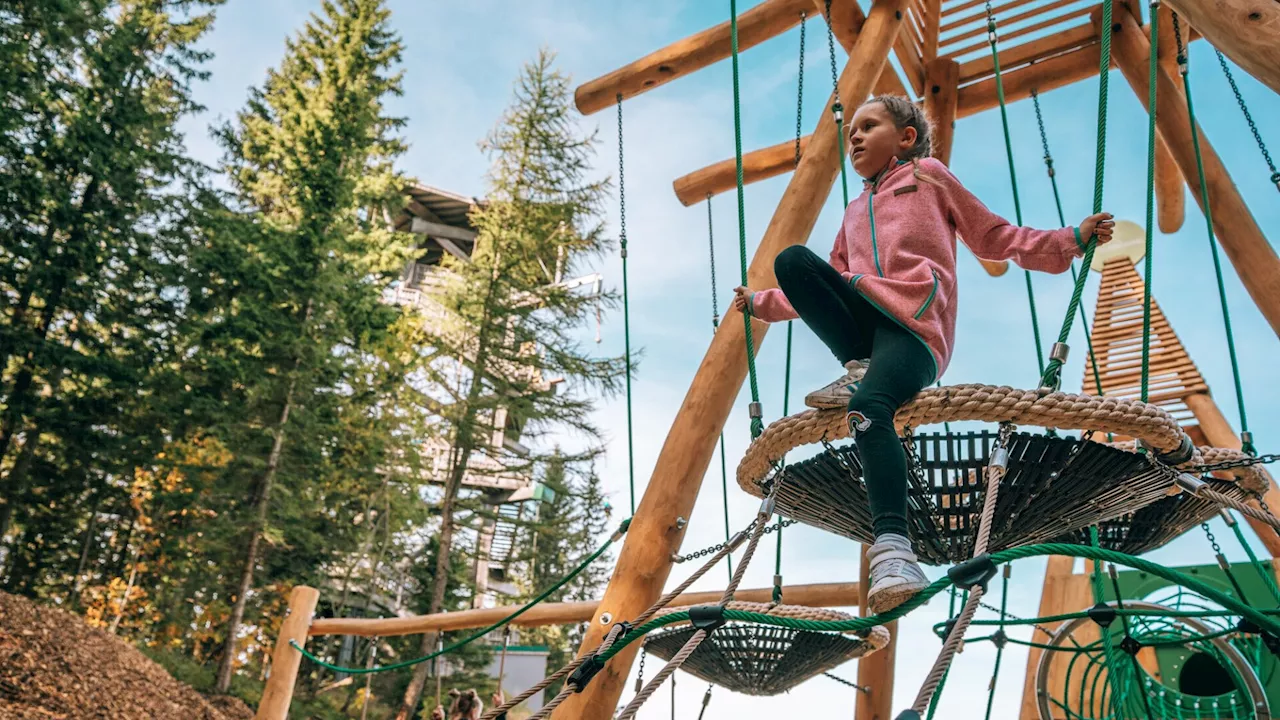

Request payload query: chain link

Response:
[795,12,806,169]
[669,518,797,563]
[706,197,718,328]
[634,647,646,692]
[1171,11,1186,68]
[1032,90,1054,176]
[824,0,840,107]
[616,95,627,255]
[1201,522,1223,555]
[1212,50,1279,187]
[1183,453,1280,474]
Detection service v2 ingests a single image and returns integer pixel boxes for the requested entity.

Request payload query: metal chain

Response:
[1171,11,1185,67]
[1032,90,1054,177]
[763,518,799,535]
[634,647,646,692]
[670,519,797,563]
[1213,49,1279,188]
[1201,522,1223,555]
[1184,453,1280,474]
[823,672,870,693]
[795,11,806,168]
[616,95,627,255]
[824,0,840,106]
[706,196,719,328]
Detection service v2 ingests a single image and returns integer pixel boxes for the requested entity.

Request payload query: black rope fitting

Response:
[1238,617,1262,635]
[942,616,959,642]
[1087,602,1117,629]
[992,629,1008,649]
[947,553,998,592]
[1155,434,1196,465]
[568,655,606,693]
[1120,635,1143,656]
[688,605,728,635]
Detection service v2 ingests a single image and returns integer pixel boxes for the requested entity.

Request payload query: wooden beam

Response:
[1154,4,1185,233]
[308,581,860,638]
[855,544,896,720]
[677,42,1102,205]
[820,0,914,100]
[1105,1,1280,338]
[1018,558,1094,719]
[925,57,1010,278]
[554,4,906,718]
[573,0,812,116]
[1164,0,1280,97]
[255,586,320,720]
[956,22,1095,84]
[1185,393,1280,557]
[409,218,478,243]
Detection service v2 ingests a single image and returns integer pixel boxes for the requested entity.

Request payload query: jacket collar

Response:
[864,157,910,191]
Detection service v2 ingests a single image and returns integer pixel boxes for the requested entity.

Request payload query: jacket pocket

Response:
[914,269,939,320]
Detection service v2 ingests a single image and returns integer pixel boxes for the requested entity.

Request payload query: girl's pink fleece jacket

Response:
[749,157,1085,382]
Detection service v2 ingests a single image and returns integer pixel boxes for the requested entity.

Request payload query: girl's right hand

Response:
[732,286,752,315]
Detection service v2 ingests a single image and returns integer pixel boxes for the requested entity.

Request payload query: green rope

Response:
[1039,0,1115,393]
[1173,14,1253,454]
[1228,512,1280,604]
[1140,9,1158,403]
[985,7,1045,376]
[291,519,631,674]
[983,566,1011,720]
[1032,90,1105,397]
[706,195,735,583]
[729,0,765,439]
[617,95,637,513]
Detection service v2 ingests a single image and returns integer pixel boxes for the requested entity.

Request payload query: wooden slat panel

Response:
[958,21,1095,82]
[941,0,1035,34]
[942,0,1083,51]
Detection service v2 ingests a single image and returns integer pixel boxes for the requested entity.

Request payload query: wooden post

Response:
[1105,0,1280,338]
[1017,559,1097,719]
[856,544,896,720]
[256,585,320,720]
[1164,0,1280,97]
[553,3,906,718]
[1153,5,1185,234]
[1184,392,1280,557]
[924,56,1009,278]
[574,0,812,115]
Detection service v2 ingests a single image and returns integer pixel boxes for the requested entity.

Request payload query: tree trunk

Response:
[70,495,100,607]
[0,433,39,550]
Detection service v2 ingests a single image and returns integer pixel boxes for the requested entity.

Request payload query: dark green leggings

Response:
[774,245,935,538]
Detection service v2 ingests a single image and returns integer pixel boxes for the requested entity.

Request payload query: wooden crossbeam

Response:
[1165,0,1280,96]
[573,0,811,116]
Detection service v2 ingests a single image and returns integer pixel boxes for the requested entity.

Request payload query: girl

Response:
[732,95,1113,614]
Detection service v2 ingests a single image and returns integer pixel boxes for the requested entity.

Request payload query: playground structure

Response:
[253,1,1280,718]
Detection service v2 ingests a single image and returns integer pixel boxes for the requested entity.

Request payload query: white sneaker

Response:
[804,359,870,409]
[866,535,930,615]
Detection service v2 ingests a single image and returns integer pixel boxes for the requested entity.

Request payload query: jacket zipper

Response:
[867,190,884,278]
[914,269,939,319]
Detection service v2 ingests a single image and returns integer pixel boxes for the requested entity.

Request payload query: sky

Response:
[179,1,1280,717]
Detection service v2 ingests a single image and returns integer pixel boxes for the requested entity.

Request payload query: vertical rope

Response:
[982,566,1011,720]
[1172,14,1253,453]
[1039,0,1114,393]
[985,4,1045,375]
[616,95,637,513]
[729,0,764,439]
[1228,512,1280,604]
[1140,2,1159,403]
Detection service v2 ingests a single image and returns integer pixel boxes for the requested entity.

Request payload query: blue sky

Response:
[181,1,1280,716]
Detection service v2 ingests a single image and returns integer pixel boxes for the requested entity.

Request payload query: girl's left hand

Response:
[1080,212,1115,244]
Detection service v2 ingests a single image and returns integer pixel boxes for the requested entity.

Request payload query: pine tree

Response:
[393,48,625,720]
[181,0,413,693]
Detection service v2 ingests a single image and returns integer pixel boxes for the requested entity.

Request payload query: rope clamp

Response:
[1174,472,1206,494]
[831,102,844,123]
[988,447,1010,479]
[1220,508,1237,527]
[1049,342,1069,365]
[1271,171,1279,192]
[1241,430,1255,455]
[947,553,998,592]
[992,629,1008,649]
[748,401,763,420]
[613,517,632,541]
[620,245,628,259]
[1149,0,1159,7]
[727,530,748,551]
[567,654,606,693]
[1119,635,1143,656]
[688,605,728,635]
[1086,603,1117,628]
[1155,435,1196,465]
[759,495,776,517]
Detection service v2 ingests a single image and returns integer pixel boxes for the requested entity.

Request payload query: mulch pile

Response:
[0,591,248,719]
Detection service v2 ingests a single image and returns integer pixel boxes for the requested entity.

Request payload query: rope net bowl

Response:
[641,602,889,696]
[737,386,1265,565]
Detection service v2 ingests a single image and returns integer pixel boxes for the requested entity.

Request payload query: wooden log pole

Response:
[552,3,906,718]
[1164,0,1280,97]
[255,585,320,720]
[1017,558,1096,719]
[1104,0,1280,338]
[1154,4,1186,233]
[925,56,1009,278]
[307,581,861,638]
[574,0,812,116]
[1185,392,1280,557]
[855,544,896,720]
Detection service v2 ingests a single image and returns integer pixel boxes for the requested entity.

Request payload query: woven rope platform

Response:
[744,429,1257,565]
[642,602,888,696]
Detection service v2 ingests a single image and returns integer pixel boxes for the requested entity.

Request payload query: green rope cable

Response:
[617,95,637,513]
[290,518,631,674]
[1088,526,1130,710]
[985,6,1045,376]
[1039,0,1114,393]
[729,0,765,439]
[706,195,735,583]
[1227,513,1280,604]
[1032,90,1105,398]
[1172,14,1253,454]
[1140,9,1159,404]
[1108,562,1157,720]
[983,565,1012,720]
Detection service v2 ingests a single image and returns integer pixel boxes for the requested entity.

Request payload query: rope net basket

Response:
[641,602,888,696]
[737,387,1264,565]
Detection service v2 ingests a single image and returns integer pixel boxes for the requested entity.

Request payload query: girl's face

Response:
[847,102,917,179]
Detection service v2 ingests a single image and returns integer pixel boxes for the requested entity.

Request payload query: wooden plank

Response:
[923,0,943,61]
[855,544,895,720]
[957,42,1103,116]
[309,581,861,638]
[555,4,908,718]
[1105,0,1280,339]
[942,0,1085,51]
[957,22,1095,83]
[940,0,1035,34]
[673,134,812,206]
[409,218,478,243]
[1165,0,1280,96]
[574,0,812,115]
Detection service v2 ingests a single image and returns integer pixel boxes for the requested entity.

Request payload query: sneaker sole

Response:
[867,581,927,615]
[804,393,850,410]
